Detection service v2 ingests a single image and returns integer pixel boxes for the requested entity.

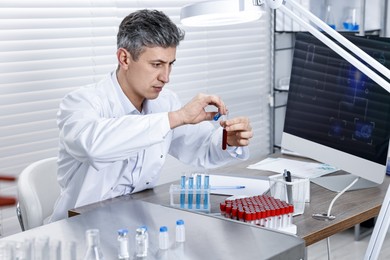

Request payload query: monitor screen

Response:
[282,32,390,185]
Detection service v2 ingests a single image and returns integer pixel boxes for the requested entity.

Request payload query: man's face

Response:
[122,46,177,106]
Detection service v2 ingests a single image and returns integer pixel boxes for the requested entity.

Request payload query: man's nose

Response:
[158,66,170,83]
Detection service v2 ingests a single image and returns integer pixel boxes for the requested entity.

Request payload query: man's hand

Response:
[221,117,253,147]
[169,93,227,128]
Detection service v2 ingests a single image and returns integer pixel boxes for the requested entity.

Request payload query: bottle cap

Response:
[117,228,128,236]
[176,219,184,225]
[140,225,148,231]
[160,226,168,232]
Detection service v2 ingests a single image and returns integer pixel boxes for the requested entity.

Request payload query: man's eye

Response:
[152,63,161,67]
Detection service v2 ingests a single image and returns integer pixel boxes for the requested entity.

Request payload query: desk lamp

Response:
[180,1,390,259]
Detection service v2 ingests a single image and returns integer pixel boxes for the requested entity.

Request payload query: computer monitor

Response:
[282,32,390,192]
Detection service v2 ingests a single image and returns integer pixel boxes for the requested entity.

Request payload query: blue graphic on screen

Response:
[284,33,390,165]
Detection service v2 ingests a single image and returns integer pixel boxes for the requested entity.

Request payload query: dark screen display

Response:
[284,33,390,165]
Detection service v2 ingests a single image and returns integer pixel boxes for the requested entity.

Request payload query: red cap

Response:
[220,202,226,212]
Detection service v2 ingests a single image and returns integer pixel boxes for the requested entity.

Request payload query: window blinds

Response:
[0,0,271,236]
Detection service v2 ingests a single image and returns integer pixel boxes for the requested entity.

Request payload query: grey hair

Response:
[117,9,185,61]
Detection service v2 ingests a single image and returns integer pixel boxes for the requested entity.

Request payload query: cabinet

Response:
[271,0,388,151]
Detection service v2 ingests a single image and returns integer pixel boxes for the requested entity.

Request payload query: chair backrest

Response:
[17,157,60,230]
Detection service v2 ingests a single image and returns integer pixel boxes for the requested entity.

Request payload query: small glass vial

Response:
[117,229,129,260]
[175,220,185,243]
[135,226,148,257]
[83,229,104,260]
[159,226,169,250]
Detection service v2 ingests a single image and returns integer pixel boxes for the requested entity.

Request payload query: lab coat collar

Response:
[110,71,153,115]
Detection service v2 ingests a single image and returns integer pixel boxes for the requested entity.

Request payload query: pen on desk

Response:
[284,169,293,204]
[210,185,245,190]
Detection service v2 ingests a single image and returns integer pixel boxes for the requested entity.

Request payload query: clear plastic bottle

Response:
[135,226,148,257]
[159,226,169,250]
[175,220,185,243]
[117,229,129,260]
[83,229,104,260]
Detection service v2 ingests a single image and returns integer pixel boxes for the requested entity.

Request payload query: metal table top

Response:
[2,197,305,259]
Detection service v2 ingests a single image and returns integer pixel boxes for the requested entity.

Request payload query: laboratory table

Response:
[2,196,305,259]
[70,154,390,247]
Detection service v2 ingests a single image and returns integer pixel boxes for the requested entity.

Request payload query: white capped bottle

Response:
[175,220,185,243]
[159,226,169,250]
[117,229,129,260]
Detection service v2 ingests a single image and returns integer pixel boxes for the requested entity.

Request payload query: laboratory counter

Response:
[2,196,305,259]
[70,154,390,247]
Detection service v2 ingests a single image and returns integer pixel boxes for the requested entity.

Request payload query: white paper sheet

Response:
[207,174,270,196]
[247,157,339,179]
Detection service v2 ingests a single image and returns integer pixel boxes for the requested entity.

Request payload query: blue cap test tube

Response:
[188,176,194,209]
[180,174,186,208]
[196,174,202,209]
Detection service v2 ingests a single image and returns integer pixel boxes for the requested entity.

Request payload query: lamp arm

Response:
[270,0,390,93]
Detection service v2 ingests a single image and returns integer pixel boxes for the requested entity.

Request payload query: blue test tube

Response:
[203,175,209,209]
[180,174,186,208]
[196,174,202,209]
[188,176,194,209]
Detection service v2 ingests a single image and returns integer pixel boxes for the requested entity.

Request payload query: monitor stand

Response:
[311,174,379,192]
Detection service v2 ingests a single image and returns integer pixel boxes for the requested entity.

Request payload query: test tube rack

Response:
[169,184,210,213]
[219,194,297,234]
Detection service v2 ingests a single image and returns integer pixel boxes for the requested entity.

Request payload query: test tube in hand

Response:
[213,111,228,150]
[222,113,228,150]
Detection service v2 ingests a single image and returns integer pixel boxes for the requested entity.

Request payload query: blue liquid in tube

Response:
[203,175,210,209]
[180,175,186,208]
[196,174,201,209]
[188,176,194,209]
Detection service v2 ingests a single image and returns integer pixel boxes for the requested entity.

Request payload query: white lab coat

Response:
[49,72,249,222]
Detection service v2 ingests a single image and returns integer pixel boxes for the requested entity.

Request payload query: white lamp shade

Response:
[180,0,265,27]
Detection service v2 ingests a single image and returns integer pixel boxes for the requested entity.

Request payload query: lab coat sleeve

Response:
[169,122,249,169]
[57,89,171,170]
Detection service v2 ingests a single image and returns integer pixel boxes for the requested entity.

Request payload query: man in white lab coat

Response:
[49,9,253,222]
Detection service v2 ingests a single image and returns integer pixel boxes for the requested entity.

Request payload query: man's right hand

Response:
[168,93,227,129]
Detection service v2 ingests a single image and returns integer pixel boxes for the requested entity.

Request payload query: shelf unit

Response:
[270,0,387,152]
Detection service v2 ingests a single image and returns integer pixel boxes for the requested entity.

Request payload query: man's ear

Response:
[117,48,131,69]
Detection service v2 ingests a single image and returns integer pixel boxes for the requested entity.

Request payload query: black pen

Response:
[283,169,293,204]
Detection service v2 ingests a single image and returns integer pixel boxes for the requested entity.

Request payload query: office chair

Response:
[16,157,60,231]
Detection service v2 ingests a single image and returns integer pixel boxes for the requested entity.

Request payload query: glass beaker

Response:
[343,7,359,31]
